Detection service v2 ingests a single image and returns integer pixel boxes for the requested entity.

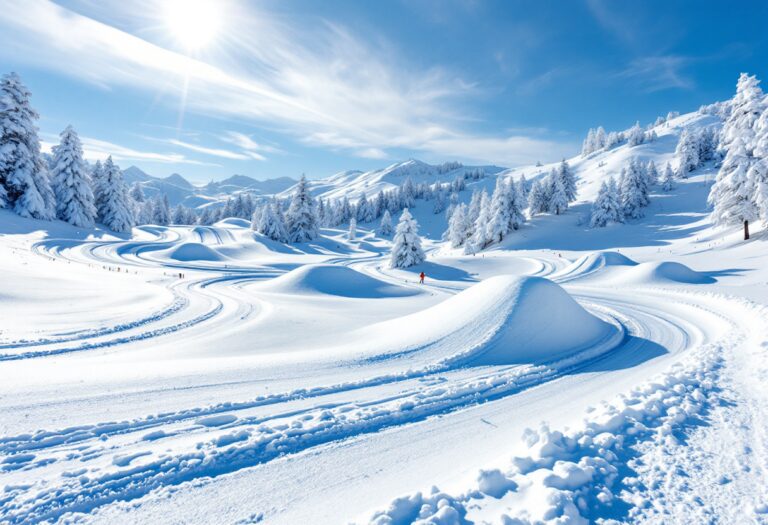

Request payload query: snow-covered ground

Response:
[2,111,768,525]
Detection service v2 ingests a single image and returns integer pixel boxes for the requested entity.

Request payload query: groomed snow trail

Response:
[1,223,765,524]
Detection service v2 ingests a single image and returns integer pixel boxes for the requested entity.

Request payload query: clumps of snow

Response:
[216,218,251,228]
[160,242,226,262]
[607,261,715,285]
[368,487,466,525]
[365,343,722,524]
[552,251,637,282]
[257,264,417,298]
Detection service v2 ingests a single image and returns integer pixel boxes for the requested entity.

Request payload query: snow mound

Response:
[258,264,417,298]
[552,251,637,282]
[216,218,250,228]
[161,242,226,262]
[366,275,616,365]
[608,261,714,285]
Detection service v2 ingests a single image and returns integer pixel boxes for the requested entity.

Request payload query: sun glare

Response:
[165,0,221,50]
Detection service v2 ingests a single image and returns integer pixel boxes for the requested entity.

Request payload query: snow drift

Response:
[552,251,637,282]
[160,242,226,262]
[362,275,617,366]
[606,261,715,285]
[257,264,417,298]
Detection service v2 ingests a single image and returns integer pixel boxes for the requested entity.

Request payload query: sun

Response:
[165,0,222,50]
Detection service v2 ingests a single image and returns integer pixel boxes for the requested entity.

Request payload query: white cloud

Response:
[41,134,212,165]
[166,139,265,161]
[1,0,575,167]
[617,56,693,92]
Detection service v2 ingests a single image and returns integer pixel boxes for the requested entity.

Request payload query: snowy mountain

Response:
[280,158,505,201]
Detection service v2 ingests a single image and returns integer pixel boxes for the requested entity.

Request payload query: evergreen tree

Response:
[285,175,318,242]
[709,138,758,239]
[356,193,373,223]
[548,174,568,215]
[171,204,187,224]
[129,182,145,203]
[720,73,765,153]
[627,122,645,147]
[257,200,288,242]
[98,156,134,233]
[137,199,153,225]
[400,177,416,208]
[645,160,659,186]
[151,195,170,225]
[0,72,55,219]
[557,159,577,202]
[50,125,96,227]
[389,208,425,268]
[620,162,648,219]
[661,163,676,191]
[676,128,701,174]
[348,217,357,240]
[515,174,529,211]
[378,209,393,236]
[487,177,512,243]
[590,177,623,227]
[527,179,547,215]
[446,203,472,248]
[469,190,492,250]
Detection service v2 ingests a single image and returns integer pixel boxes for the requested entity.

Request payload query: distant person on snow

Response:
[419,271,425,284]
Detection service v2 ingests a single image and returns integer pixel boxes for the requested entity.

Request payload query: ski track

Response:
[0,225,757,524]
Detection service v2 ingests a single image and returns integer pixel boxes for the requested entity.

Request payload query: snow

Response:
[257,264,417,298]
[3,100,768,524]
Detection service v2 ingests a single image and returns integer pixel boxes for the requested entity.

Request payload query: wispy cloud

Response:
[41,133,213,165]
[219,131,280,156]
[0,0,574,167]
[616,56,694,92]
[166,138,265,161]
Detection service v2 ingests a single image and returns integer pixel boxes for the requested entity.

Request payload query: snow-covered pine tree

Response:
[582,128,596,156]
[129,182,145,203]
[709,138,758,239]
[50,125,96,227]
[446,203,472,248]
[595,126,607,150]
[0,72,55,219]
[527,179,548,215]
[348,217,357,240]
[98,156,134,233]
[432,188,446,214]
[627,122,645,147]
[720,73,765,154]
[661,163,676,191]
[257,201,288,242]
[137,199,153,225]
[645,160,659,186]
[469,190,492,249]
[548,174,568,215]
[356,193,372,223]
[487,177,512,243]
[676,128,701,174]
[151,195,170,225]
[400,177,416,209]
[285,175,318,242]
[379,209,393,236]
[620,163,647,219]
[389,208,425,268]
[590,177,623,227]
[467,189,482,224]
[171,204,187,225]
[557,159,577,202]
[515,174,528,211]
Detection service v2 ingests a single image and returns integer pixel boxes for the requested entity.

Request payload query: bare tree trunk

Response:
[744,219,750,240]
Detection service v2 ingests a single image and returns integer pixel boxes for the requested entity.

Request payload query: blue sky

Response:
[0,0,766,183]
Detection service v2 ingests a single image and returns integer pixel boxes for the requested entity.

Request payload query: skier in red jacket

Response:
[419,271,425,284]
